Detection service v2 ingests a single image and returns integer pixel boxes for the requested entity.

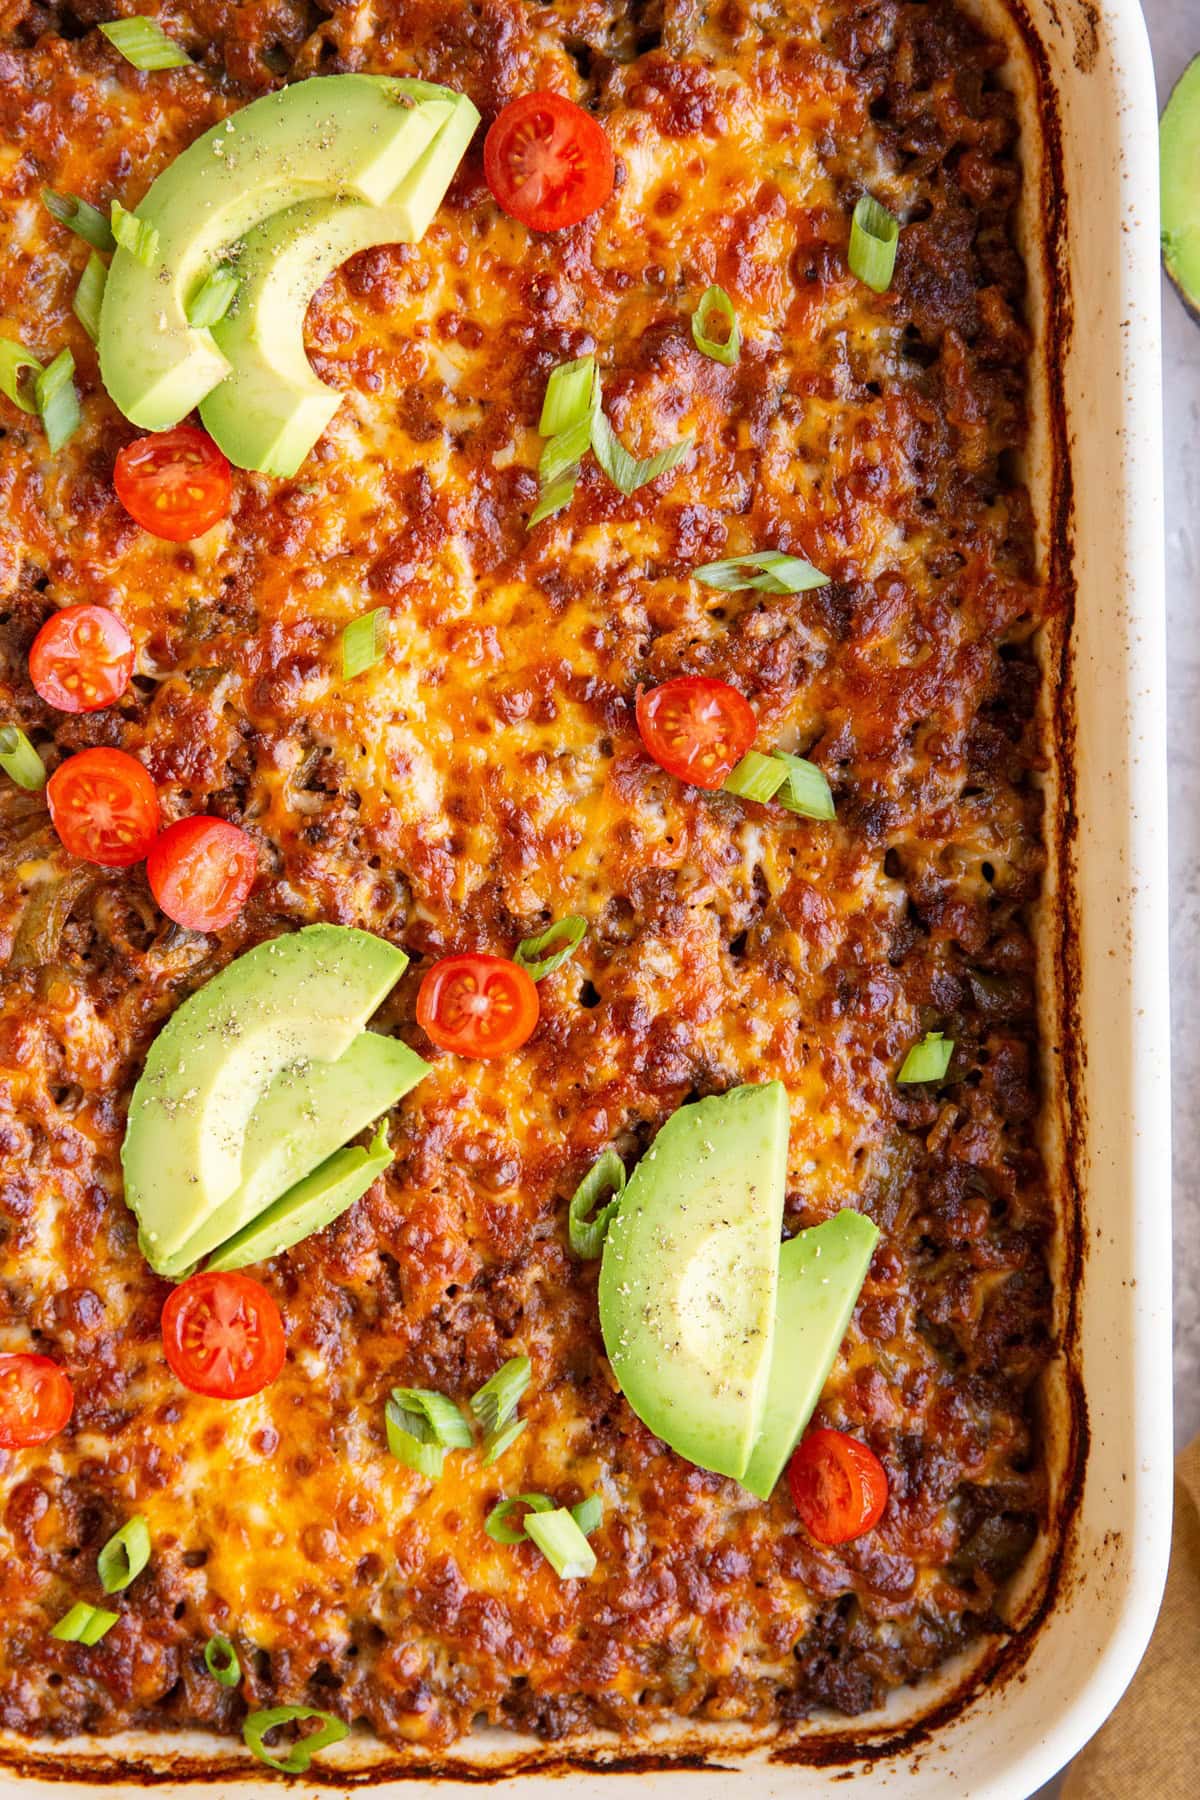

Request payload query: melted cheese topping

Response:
[0,0,1055,1752]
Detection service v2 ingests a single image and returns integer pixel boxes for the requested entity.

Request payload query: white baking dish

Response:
[0,0,1170,1792]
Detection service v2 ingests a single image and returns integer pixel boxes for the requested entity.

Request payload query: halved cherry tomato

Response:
[161,1271,286,1400]
[635,675,757,790]
[46,746,158,868]
[787,1428,889,1545]
[113,426,232,543]
[0,1353,74,1449]
[417,954,540,1058]
[29,605,134,714]
[484,92,615,232]
[147,817,257,933]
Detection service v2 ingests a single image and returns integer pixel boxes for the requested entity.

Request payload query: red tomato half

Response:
[147,817,257,933]
[113,426,233,543]
[417,954,540,1058]
[47,747,158,868]
[635,676,757,790]
[0,1353,74,1449]
[161,1272,286,1400]
[29,605,134,714]
[484,92,615,232]
[788,1428,889,1545]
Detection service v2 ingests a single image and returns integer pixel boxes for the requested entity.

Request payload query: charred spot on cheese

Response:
[121,925,427,1275]
[598,1083,789,1481]
[98,76,478,443]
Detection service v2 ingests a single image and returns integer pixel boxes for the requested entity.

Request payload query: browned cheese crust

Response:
[0,0,1057,1752]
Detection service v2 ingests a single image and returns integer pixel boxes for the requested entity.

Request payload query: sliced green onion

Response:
[849,194,900,294]
[723,750,787,805]
[35,349,80,454]
[694,551,828,593]
[385,1400,444,1479]
[385,1386,471,1477]
[243,1706,348,1775]
[539,354,595,436]
[342,606,388,679]
[570,1495,603,1537]
[72,253,107,344]
[50,1601,119,1645]
[523,1506,597,1580]
[529,471,577,525]
[41,189,116,253]
[97,1515,150,1594]
[100,17,192,69]
[690,284,740,365]
[897,1030,955,1084]
[567,1148,625,1259]
[0,336,42,414]
[529,467,581,527]
[390,1387,473,1449]
[484,1492,552,1545]
[470,1356,531,1435]
[203,1632,241,1687]
[514,915,587,981]
[590,396,693,497]
[774,751,835,822]
[386,1428,443,1479]
[186,266,238,328]
[530,358,598,526]
[482,1417,527,1465]
[110,199,159,267]
[539,410,593,487]
[532,362,692,517]
[0,726,47,790]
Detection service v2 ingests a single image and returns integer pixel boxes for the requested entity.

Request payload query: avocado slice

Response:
[122,924,411,1269]
[98,76,465,432]
[206,1121,393,1272]
[196,94,478,475]
[1162,55,1200,320]
[598,1083,789,1482]
[739,1210,880,1501]
[155,1028,426,1276]
[197,198,385,477]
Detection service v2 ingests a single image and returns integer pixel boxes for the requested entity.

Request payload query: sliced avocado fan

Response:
[206,1121,394,1272]
[154,1029,425,1277]
[98,75,479,460]
[597,1084,877,1490]
[198,92,479,476]
[1162,56,1200,320]
[599,1083,790,1482]
[122,924,428,1276]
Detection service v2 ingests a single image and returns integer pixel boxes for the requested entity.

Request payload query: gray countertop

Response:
[1034,2,1195,1793]
[1157,0,1200,1453]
